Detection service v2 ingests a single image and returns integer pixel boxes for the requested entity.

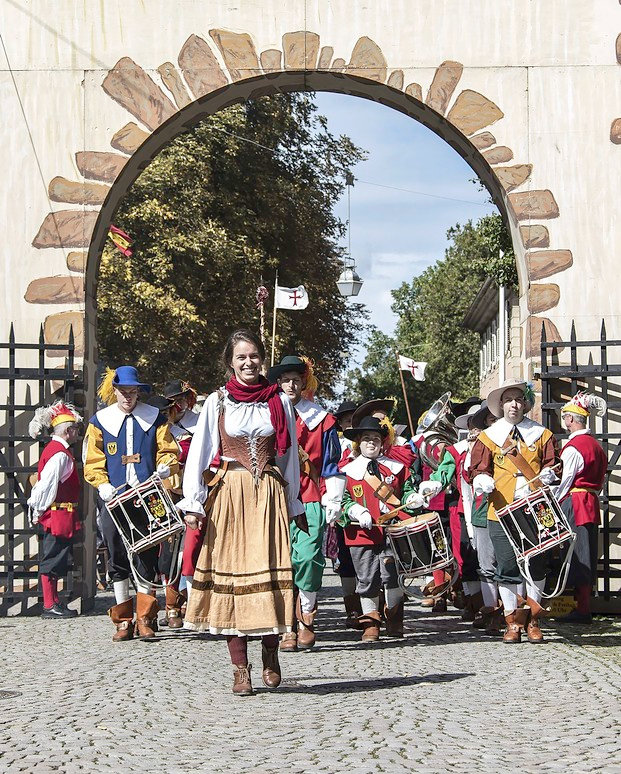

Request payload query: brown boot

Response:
[261,644,282,689]
[344,593,364,630]
[473,606,494,630]
[108,599,134,643]
[485,606,505,636]
[462,591,484,622]
[232,664,254,696]
[502,607,529,644]
[526,597,546,643]
[279,631,298,652]
[360,611,381,642]
[384,599,405,638]
[135,592,159,641]
[165,586,184,631]
[296,596,317,650]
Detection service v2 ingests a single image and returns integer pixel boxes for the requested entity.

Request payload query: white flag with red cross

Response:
[275,285,309,310]
[398,355,427,381]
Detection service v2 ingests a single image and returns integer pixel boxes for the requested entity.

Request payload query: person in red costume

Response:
[554,392,608,624]
[27,401,83,619]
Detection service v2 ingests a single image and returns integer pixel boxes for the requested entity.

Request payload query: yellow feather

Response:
[300,356,319,400]
[97,367,117,406]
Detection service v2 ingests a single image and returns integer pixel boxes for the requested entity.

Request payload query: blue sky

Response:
[313,92,498,364]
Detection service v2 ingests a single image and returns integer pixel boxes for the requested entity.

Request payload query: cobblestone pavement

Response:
[2,571,621,774]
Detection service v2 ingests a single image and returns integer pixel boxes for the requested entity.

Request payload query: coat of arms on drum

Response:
[432,529,446,553]
[534,503,555,529]
[146,494,167,521]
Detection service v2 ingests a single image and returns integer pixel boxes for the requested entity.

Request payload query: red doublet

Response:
[414,435,446,510]
[37,440,81,538]
[296,412,336,503]
[446,444,468,514]
[563,434,607,526]
[343,459,410,547]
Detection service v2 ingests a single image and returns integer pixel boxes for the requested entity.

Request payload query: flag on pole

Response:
[108,224,133,257]
[275,285,309,310]
[398,355,427,381]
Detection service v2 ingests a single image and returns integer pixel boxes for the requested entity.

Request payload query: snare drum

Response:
[496,486,576,597]
[106,474,185,555]
[384,512,458,597]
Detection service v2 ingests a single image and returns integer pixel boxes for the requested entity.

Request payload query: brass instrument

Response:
[416,392,458,471]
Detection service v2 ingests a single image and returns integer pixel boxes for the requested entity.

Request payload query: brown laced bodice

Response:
[218,405,276,479]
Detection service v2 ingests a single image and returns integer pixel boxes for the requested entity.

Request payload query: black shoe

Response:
[41,603,78,619]
[557,609,592,625]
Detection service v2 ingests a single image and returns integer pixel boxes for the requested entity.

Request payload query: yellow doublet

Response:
[477,428,554,521]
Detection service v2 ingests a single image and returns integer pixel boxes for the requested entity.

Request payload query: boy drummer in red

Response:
[341,416,424,640]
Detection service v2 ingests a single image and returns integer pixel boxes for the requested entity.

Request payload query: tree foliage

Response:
[98,93,367,397]
[346,216,515,425]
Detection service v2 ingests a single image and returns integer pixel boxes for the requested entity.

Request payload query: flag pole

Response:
[271,271,279,367]
[396,351,415,437]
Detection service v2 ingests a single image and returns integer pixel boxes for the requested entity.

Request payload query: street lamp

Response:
[337,173,364,297]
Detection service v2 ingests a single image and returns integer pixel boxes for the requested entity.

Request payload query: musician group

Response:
[26,329,609,695]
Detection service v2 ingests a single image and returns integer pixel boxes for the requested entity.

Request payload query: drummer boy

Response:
[340,416,425,641]
[84,366,178,643]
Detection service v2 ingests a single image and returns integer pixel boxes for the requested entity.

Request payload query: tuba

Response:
[417,392,459,471]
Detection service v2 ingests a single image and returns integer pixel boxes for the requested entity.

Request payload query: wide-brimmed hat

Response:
[469,400,495,430]
[453,396,482,419]
[352,397,396,426]
[112,366,151,392]
[487,378,529,418]
[268,355,307,383]
[334,400,358,417]
[146,394,170,413]
[343,415,389,441]
[163,379,196,400]
[455,403,482,430]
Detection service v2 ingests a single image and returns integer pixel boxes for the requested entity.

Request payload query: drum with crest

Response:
[495,486,576,598]
[384,511,458,598]
[105,474,185,586]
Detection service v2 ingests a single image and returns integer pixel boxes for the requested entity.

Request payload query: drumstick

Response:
[376,502,416,525]
[527,462,562,487]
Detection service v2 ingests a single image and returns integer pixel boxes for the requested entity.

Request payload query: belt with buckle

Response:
[51,502,78,511]
[121,453,141,465]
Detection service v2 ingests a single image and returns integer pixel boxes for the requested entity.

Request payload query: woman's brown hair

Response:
[221,329,266,374]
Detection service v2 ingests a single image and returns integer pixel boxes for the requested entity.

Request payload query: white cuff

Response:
[177,497,205,514]
[473,474,495,496]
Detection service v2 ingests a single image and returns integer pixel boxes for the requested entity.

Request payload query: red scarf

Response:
[225,376,290,455]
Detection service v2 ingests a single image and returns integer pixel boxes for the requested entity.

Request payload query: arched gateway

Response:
[2,2,621,612]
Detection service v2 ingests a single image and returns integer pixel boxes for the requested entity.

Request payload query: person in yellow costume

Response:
[469,378,560,644]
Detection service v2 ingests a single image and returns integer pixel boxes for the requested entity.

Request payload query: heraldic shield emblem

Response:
[353,484,364,499]
[107,442,117,455]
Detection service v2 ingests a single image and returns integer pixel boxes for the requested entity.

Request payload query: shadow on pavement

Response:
[255,672,475,694]
[547,618,621,648]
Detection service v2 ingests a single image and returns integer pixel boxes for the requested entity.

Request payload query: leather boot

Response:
[232,664,254,696]
[296,596,317,650]
[462,591,484,622]
[108,599,134,643]
[165,586,184,631]
[473,606,494,630]
[261,644,282,689]
[384,599,405,638]
[135,592,159,641]
[344,593,364,630]
[502,607,529,644]
[359,611,381,642]
[526,597,545,643]
[279,631,298,652]
[485,607,505,637]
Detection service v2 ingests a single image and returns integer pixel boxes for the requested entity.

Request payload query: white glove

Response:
[538,467,558,486]
[349,503,373,530]
[28,507,41,527]
[98,483,117,503]
[156,463,171,480]
[419,480,443,498]
[322,475,346,525]
[325,505,341,525]
[184,512,203,530]
[473,474,496,496]
[405,492,425,511]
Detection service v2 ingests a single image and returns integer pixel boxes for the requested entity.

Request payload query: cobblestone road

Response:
[2,571,621,773]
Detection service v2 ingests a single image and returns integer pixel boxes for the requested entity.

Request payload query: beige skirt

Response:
[184,465,294,636]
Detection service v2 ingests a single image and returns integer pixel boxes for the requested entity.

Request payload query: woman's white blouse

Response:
[177,388,303,517]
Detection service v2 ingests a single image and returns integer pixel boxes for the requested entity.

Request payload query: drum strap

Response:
[202,460,229,515]
[298,447,320,487]
[362,471,401,508]
[501,439,539,489]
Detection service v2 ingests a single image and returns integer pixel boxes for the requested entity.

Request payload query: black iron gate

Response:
[540,320,621,602]
[0,325,75,615]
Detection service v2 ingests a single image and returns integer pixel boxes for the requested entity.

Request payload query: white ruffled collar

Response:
[343,453,404,481]
[96,402,159,437]
[484,416,545,447]
[294,397,327,431]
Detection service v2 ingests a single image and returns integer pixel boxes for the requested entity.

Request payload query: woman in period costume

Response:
[178,329,302,696]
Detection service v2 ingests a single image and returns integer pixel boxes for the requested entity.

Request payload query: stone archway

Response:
[27,31,575,383]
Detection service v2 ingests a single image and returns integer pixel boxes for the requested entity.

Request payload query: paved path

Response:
[1,571,621,773]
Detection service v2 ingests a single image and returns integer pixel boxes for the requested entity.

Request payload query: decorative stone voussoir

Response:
[317,47,333,70]
[44,312,85,357]
[178,34,228,98]
[25,276,85,304]
[111,123,151,155]
[527,250,573,281]
[347,37,387,82]
[425,61,463,115]
[525,316,564,359]
[387,70,404,89]
[482,146,513,164]
[158,63,192,108]
[610,118,621,144]
[527,284,560,314]
[446,90,503,136]
[102,57,177,132]
[405,83,423,101]
[32,211,99,249]
[520,225,550,249]
[75,152,127,183]
[508,190,560,220]
[494,164,532,192]
[48,177,110,206]
[67,252,86,273]
[210,29,260,81]
[261,49,282,72]
[283,32,320,69]
[470,132,496,150]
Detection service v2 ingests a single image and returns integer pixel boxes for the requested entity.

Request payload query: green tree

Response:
[98,93,367,397]
[346,216,515,425]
